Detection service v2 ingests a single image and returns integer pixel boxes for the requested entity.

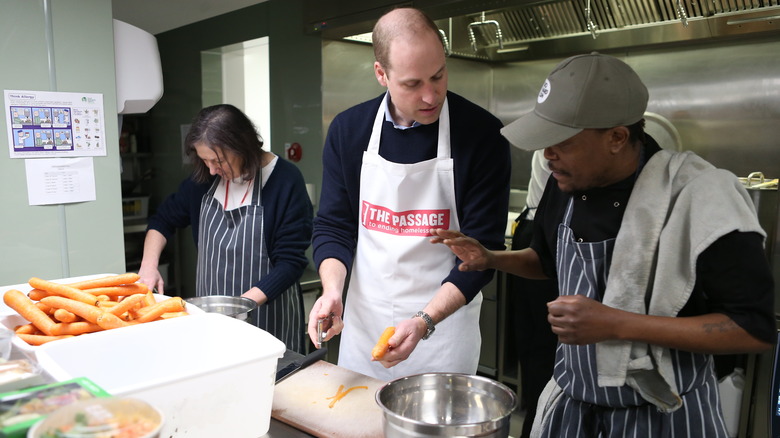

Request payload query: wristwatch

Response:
[414,311,435,340]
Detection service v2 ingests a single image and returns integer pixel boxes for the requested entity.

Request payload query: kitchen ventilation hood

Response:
[306,0,780,61]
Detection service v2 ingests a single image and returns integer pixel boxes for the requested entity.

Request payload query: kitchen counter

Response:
[266,349,315,437]
[266,418,315,437]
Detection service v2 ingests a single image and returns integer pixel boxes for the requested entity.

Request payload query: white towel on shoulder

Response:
[596,150,765,412]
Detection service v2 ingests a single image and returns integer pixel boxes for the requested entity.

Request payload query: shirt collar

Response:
[383,92,422,130]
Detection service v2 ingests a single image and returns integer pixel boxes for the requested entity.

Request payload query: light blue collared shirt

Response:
[383,92,423,130]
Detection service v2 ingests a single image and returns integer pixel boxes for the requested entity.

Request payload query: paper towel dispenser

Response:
[113,19,163,114]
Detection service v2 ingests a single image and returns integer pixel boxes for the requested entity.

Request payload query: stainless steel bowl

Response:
[185,296,257,323]
[375,373,518,438]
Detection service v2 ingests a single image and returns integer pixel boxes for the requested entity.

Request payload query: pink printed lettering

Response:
[361,201,450,236]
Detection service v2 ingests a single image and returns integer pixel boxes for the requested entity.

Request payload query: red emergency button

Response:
[286,142,302,162]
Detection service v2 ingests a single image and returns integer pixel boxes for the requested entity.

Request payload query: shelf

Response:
[121,152,152,158]
[123,218,147,234]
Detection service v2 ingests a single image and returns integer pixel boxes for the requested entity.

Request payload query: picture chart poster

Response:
[4,89,107,158]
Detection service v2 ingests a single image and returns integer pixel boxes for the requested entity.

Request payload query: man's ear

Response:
[608,126,631,154]
[374,62,388,87]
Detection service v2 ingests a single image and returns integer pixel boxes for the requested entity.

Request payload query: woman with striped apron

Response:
[140,105,310,354]
[195,169,305,353]
[533,196,728,437]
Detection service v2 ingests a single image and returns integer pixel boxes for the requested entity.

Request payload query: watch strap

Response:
[414,311,435,340]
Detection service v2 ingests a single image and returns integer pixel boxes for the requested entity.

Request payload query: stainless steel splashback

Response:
[323,34,780,188]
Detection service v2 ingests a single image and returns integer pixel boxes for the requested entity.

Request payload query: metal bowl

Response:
[375,373,518,438]
[184,296,257,323]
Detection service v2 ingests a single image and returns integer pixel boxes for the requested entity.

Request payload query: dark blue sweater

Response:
[313,92,511,302]
[147,158,313,301]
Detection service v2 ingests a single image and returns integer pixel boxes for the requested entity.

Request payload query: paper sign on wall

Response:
[4,89,107,158]
[24,157,97,205]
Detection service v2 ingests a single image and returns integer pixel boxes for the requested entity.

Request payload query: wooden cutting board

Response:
[272,361,386,438]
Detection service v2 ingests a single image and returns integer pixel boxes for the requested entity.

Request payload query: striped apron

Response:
[195,172,305,353]
[534,196,728,437]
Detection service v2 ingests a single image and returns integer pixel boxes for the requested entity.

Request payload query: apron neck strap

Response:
[367,93,450,159]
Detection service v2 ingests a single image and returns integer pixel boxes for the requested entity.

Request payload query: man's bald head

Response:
[372,7,444,74]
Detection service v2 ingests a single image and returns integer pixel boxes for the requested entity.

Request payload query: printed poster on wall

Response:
[4,89,107,158]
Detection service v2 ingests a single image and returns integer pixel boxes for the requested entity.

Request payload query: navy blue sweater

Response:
[147,158,313,301]
[313,92,511,302]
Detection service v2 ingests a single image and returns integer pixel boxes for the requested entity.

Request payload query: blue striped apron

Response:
[536,196,728,437]
[195,172,304,353]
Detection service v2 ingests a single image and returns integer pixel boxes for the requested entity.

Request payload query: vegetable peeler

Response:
[316,312,335,348]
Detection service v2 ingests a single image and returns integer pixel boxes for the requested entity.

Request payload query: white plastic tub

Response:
[0,292,203,357]
[34,313,286,438]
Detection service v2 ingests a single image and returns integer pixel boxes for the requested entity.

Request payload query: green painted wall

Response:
[150,0,323,296]
[0,0,125,285]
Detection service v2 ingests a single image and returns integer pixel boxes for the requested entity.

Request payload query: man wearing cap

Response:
[432,52,775,436]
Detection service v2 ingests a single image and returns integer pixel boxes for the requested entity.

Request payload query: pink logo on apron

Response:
[361,201,450,236]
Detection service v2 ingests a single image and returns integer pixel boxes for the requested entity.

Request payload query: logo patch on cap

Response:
[538,79,551,104]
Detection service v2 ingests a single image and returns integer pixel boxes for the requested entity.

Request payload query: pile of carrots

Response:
[2,273,188,346]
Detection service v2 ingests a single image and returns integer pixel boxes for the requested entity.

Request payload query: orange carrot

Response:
[81,283,149,297]
[35,302,54,314]
[14,324,37,335]
[29,277,99,306]
[371,326,395,360]
[96,300,119,309]
[53,308,78,323]
[40,296,103,324]
[50,321,103,336]
[96,312,129,330]
[67,273,141,289]
[27,289,50,301]
[159,311,189,319]
[106,294,146,318]
[134,297,186,323]
[326,385,368,408]
[144,290,156,306]
[3,289,56,336]
[17,333,73,345]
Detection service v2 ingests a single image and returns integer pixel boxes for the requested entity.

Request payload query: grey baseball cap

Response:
[501,52,649,151]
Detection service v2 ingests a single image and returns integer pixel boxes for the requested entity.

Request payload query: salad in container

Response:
[27,397,163,438]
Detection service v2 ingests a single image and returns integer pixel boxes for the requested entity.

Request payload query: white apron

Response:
[338,94,482,380]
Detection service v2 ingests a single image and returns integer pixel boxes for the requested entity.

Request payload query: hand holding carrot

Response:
[371,327,395,360]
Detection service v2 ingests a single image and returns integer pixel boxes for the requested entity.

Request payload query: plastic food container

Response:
[26,396,163,438]
[0,293,203,358]
[0,377,110,438]
[33,313,286,438]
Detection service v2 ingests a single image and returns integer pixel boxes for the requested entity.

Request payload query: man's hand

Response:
[371,316,427,368]
[547,294,618,345]
[307,292,344,348]
[429,229,494,271]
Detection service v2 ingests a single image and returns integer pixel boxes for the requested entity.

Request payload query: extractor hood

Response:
[305,0,780,61]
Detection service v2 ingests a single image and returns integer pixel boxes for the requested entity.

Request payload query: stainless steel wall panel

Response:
[322,40,493,145]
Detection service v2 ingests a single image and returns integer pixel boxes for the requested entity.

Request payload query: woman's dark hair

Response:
[185,104,264,183]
